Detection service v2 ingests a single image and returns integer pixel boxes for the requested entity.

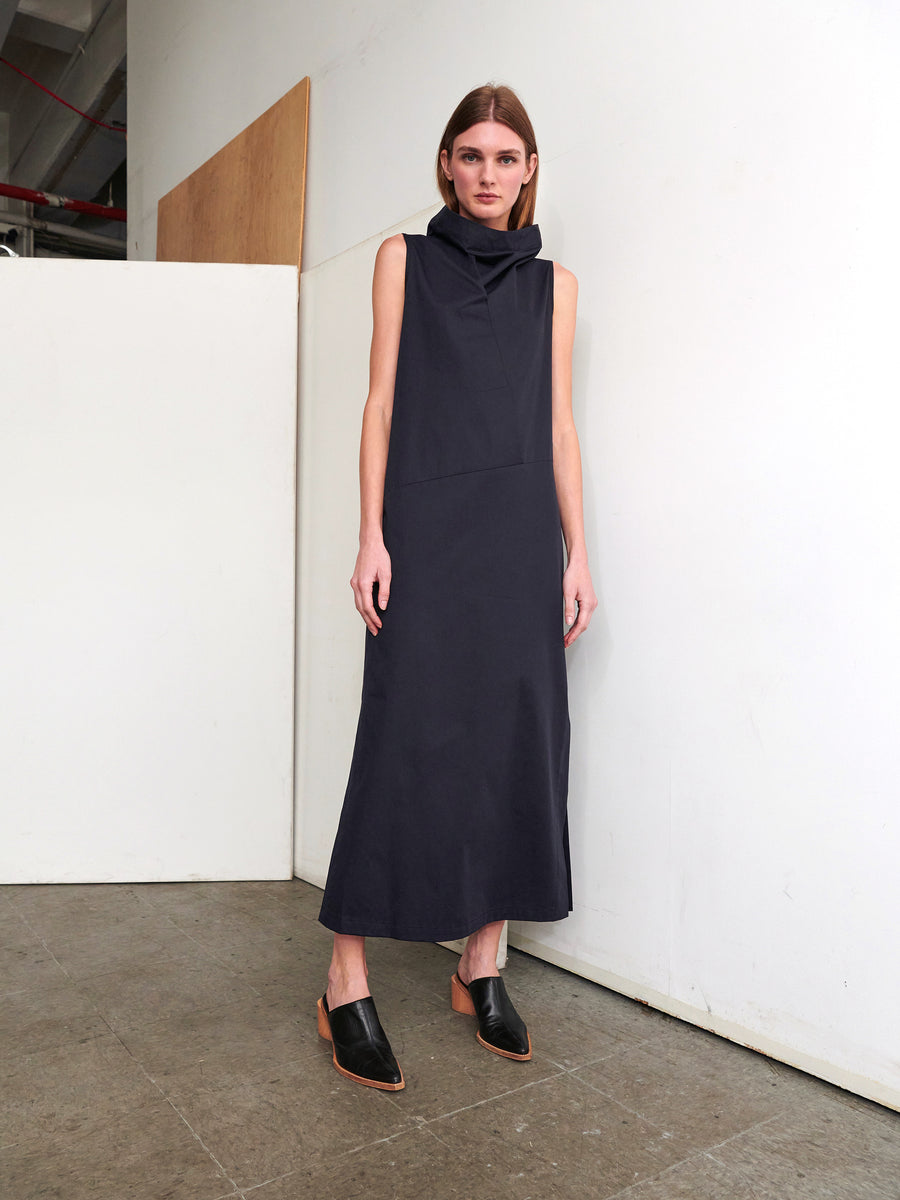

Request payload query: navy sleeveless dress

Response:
[318,205,572,942]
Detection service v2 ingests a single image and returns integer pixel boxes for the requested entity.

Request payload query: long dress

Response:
[317,205,572,942]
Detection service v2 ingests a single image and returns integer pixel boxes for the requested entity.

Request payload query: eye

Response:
[462,153,479,162]
[501,156,516,165]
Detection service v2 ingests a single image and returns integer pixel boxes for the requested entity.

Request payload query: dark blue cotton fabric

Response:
[318,206,572,941]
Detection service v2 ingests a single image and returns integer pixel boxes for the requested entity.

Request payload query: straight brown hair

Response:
[436,84,539,229]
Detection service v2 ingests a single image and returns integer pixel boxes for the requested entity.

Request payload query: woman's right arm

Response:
[350,233,407,634]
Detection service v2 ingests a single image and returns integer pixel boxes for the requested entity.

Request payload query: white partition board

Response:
[0,260,297,882]
[294,200,900,1109]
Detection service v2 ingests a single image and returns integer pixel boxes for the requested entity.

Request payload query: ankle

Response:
[326,960,369,1009]
[458,957,500,986]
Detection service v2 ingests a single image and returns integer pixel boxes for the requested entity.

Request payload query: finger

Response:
[563,590,577,628]
[352,579,382,633]
[564,606,589,647]
[377,570,391,610]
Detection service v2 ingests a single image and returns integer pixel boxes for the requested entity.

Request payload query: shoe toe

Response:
[323,995,405,1089]
[339,1042,402,1086]
[482,1021,530,1057]
[464,976,532,1059]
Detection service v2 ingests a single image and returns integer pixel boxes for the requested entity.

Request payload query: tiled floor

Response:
[1,879,898,1199]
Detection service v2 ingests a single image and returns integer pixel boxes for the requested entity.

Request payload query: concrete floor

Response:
[1,879,898,1199]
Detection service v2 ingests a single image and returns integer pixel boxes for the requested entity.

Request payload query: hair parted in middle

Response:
[436,83,539,229]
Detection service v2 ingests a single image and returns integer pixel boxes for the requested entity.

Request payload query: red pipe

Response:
[0,182,126,222]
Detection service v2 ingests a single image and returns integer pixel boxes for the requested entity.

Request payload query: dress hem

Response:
[317,904,572,943]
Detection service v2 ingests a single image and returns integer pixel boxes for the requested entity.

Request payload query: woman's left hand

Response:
[563,559,598,647]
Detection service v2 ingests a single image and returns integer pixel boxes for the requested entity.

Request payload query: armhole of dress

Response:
[397,233,412,332]
[400,232,413,285]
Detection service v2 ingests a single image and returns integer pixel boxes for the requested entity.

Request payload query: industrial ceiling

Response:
[0,0,126,257]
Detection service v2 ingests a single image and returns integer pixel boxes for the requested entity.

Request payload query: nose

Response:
[480,163,495,186]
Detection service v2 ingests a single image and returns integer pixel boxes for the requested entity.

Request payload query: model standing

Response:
[317,84,597,1090]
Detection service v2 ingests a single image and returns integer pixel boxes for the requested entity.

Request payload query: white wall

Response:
[0,260,298,882]
[129,0,900,1107]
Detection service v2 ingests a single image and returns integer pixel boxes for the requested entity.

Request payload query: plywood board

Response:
[157,77,309,268]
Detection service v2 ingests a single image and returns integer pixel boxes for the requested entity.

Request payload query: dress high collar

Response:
[427,205,542,271]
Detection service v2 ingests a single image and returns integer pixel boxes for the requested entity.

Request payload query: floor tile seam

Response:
[44,952,255,983]
[412,1067,569,1124]
[568,1066,805,1157]
[0,979,78,1001]
[11,917,73,981]
[539,1035,658,1073]
[102,1019,243,1191]
[155,893,312,922]
[0,974,120,1057]
[241,1168,300,1195]
[813,1088,900,1129]
[564,1067,692,1141]
[601,1150,713,1200]
[698,1110,793,1160]
[122,1046,325,1097]
[160,1089,244,1194]
[336,1123,428,1158]
[601,1148,777,1200]
[72,947,256,986]
[139,905,264,956]
[149,922,316,978]
[0,913,33,941]
[9,893,161,922]
[0,1023,112,1065]
[704,1146,790,1200]
[112,993,283,1046]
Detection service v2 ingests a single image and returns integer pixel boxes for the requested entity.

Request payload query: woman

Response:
[316,84,596,1091]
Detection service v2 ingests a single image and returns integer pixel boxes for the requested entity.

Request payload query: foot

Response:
[451,973,532,1061]
[326,969,371,1011]
[318,994,404,1090]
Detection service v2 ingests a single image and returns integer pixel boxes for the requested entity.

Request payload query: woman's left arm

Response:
[552,262,598,648]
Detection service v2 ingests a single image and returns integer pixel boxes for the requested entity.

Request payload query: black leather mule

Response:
[450,972,532,1060]
[317,993,405,1090]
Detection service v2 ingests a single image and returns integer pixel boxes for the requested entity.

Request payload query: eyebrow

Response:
[455,145,521,156]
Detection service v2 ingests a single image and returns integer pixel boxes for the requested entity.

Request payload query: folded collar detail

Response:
[427,205,542,273]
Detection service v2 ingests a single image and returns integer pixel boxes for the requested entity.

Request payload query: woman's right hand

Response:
[351,538,392,634]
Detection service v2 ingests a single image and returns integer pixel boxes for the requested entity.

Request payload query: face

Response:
[440,121,537,230]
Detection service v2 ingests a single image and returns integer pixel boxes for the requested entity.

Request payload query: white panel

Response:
[294,209,432,884]
[0,260,297,882]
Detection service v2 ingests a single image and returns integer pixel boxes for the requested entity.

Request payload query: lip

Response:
[475,192,499,200]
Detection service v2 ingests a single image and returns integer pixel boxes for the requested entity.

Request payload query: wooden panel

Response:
[157,77,309,268]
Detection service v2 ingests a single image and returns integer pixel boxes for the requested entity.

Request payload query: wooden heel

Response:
[317,996,332,1040]
[451,972,476,1015]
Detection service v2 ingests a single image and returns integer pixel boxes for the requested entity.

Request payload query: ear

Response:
[439,147,452,181]
[523,152,538,184]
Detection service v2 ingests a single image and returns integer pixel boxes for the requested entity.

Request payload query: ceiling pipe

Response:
[0,181,126,222]
[1,210,126,252]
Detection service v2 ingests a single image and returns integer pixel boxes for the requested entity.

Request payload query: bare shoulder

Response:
[372,233,407,310]
[552,262,578,331]
[552,261,578,299]
[375,232,407,272]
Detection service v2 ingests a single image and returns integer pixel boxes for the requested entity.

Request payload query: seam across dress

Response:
[317,205,572,943]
